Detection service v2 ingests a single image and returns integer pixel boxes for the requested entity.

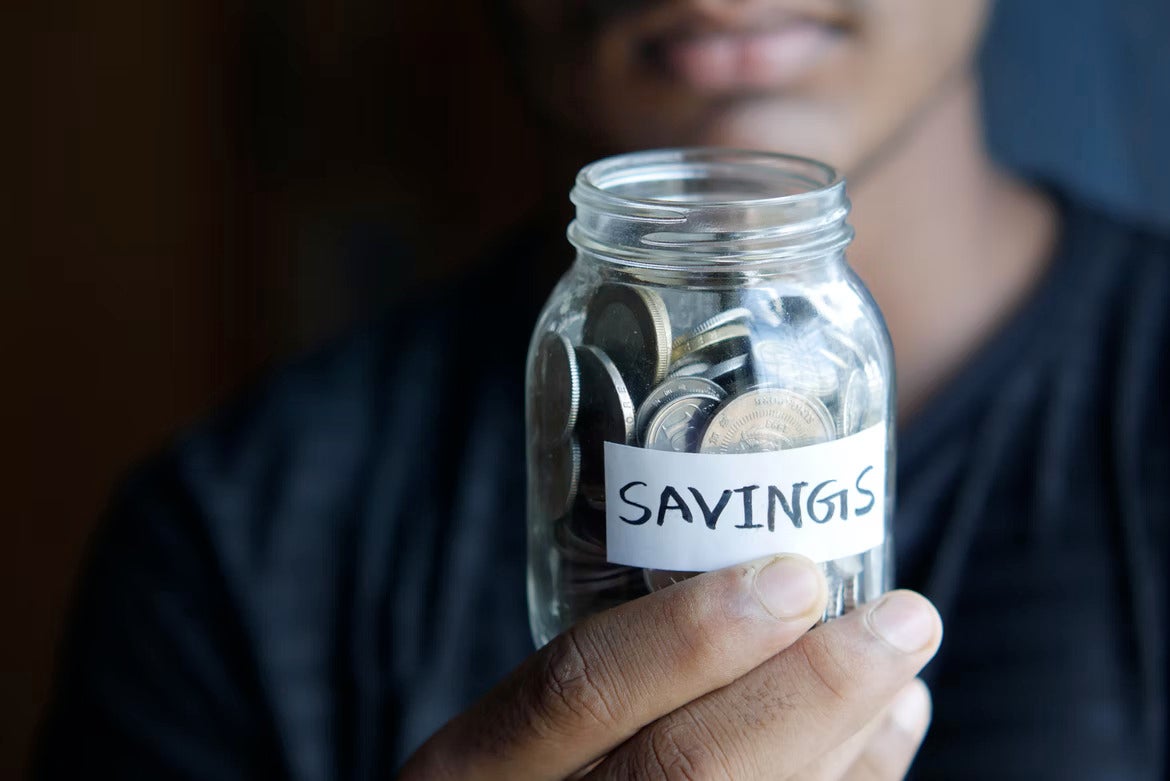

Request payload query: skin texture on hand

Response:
[399,554,942,781]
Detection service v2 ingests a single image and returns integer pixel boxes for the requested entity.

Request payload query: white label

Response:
[604,424,886,570]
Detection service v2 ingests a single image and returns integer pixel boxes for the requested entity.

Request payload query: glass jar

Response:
[526,148,894,647]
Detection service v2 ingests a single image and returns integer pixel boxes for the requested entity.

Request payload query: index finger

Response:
[400,554,829,781]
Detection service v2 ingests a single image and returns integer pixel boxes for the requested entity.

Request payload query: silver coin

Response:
[777,295,819,326]
[671,321,753,369]
[668,360,712,378]
[635,376,727,442]
[644,394,723,452]
[672,307,754,352]
[751,338,839,398]
[575,345,637,489]
[702,353,752,391]
[842,574,859,612]
[862,358,886,428]
[699,388,835,453]
[538,437,580,520]
[532,332,580,449]
[824,569,846,621]
[840,369,868,436]
[583,284,672,404]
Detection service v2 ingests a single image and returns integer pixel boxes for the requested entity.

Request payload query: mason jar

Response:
[526,148,894,647]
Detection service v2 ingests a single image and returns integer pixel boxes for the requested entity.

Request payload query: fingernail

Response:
[754,555,823,620]
[867,591,938,653]
[889,680,931,735]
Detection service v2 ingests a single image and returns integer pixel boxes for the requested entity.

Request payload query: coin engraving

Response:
[644,394,722,452]
[635,376,727,442]
[699,388,835,453]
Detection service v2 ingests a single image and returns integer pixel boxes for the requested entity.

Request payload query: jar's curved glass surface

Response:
[526,149,895,647]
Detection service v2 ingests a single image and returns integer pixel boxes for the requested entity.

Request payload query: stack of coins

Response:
[532,282,887,620]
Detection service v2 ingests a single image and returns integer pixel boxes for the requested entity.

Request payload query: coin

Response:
[751,338,839,397]
[777,295,819,326]
[842,574,859,612]
[532,332,580,448]
[668,360,712,378]
[699,388,835,453]
[862,358,886,427]
[644,394,723,452]
[840,369,868,436]
[583,284,672,404]
[538,437,580,520]
[635,376,727,442]
[575,345,637,489]
[671,322,753,368]
[671,307,754,353]
[702,353,753,392]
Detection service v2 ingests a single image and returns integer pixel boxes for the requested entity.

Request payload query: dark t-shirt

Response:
[34,194,1169,780]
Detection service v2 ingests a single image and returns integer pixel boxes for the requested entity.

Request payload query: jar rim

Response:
[568,148,852,269]
[573,148,844,211]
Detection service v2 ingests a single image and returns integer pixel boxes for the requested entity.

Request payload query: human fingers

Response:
[586,590,942,780]
[399,554,828,781]
[792,678,932,781]
[840,679,932,781]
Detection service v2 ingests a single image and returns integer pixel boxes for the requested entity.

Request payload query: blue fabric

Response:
[982,0,1170,228]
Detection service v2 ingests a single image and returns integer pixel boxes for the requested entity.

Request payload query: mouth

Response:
[637,9,852,93]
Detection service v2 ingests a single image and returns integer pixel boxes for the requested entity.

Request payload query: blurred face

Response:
[508,0,989,174]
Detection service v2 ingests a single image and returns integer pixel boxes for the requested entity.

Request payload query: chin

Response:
[707,100,848,160]
[600,98,852,171]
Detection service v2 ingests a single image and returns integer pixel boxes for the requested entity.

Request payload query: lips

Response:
[655,20,843,91]
[647,19,845,92]
[620,2,854,94]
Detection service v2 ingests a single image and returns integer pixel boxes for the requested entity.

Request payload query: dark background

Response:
[4,0,1168,775]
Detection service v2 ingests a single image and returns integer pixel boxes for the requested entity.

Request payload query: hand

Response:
[400,555,942,780]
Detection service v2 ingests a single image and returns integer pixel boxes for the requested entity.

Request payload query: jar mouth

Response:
[576,148,842,208]
[569,147,852,269]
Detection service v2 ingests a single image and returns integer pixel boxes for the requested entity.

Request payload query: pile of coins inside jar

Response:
[531,282,887,622]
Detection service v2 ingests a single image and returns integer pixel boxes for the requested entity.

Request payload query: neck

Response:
[847,76,1057,417]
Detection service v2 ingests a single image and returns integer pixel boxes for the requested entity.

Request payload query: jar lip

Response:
[573,147,844,211]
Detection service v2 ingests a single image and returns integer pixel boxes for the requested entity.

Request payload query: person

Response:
[33,0,1168,778]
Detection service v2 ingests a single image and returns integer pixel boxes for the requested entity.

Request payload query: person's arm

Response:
[32,456,286,780]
